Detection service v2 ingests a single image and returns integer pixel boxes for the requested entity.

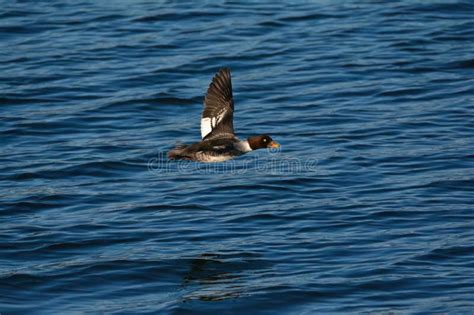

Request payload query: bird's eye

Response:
[263,138,267,142]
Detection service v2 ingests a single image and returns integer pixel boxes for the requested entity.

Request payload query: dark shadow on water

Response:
[180,253,245,302]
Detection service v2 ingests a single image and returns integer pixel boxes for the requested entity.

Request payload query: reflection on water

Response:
[182,253,244,302]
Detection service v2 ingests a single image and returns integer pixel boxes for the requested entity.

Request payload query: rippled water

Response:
[1,1,474,314]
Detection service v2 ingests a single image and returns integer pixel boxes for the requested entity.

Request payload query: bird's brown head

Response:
[247,135,280,150]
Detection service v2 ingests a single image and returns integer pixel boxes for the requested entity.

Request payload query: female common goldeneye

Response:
[168,68,280,162]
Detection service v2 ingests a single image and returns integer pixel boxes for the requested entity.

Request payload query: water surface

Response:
[1,1,474,314]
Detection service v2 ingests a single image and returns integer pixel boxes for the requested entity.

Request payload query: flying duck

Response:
[168,68,280,162]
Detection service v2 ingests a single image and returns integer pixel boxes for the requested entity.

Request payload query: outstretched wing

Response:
[201,68,235,140]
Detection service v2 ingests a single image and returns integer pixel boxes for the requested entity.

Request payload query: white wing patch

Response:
[200,111,226,139]
[201,117,212,139]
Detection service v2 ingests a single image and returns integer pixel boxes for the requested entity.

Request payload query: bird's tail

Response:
[167,144,189,160]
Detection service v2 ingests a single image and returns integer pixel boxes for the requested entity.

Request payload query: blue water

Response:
[1,1,474,314]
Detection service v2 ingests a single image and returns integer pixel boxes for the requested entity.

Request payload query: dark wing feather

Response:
[201,68,235,140]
